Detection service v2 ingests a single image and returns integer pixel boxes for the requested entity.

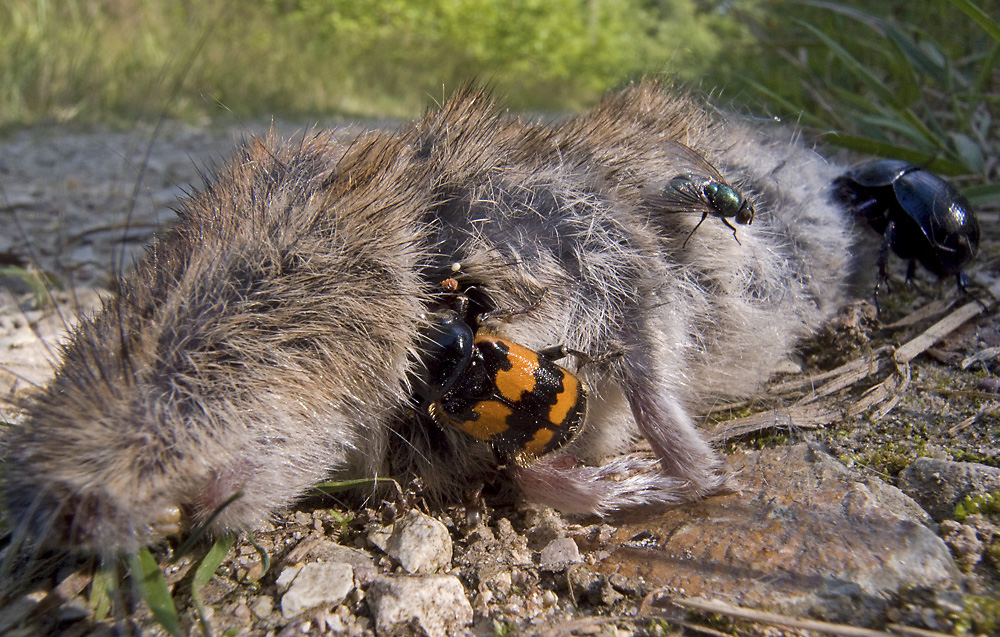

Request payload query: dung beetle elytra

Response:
[833,159,980,299]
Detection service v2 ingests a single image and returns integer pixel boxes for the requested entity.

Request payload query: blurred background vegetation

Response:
[1,0,997,197]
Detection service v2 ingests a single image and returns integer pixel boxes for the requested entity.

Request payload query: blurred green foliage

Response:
[1,0,996,193]
[278,0,752,110]
[0,0,750,124]
[715,0,999,192]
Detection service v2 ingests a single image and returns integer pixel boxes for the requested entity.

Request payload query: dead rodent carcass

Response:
[1,80,853,558]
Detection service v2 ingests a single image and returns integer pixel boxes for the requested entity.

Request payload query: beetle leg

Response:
[453,293,471,318]
[536,345,624,370]
[535,344,575,362]
[957,272,992,311]
[873,222,895,311]
[462,483,486,528]
[477,288,547,324]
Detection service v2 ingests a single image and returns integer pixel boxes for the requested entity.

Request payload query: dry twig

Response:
[652,595,954,637]
[708,300,985,441]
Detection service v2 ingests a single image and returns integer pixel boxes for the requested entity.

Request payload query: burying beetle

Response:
[411,277,589,466]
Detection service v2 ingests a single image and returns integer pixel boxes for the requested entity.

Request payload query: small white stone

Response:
[325,612,347,633]
[250,595,274,619]
[275,564,303,593]
[368,575,473,637]
[384,510,453,575]
[487,570,512,595]
[280,562,355,619]
[541,590,559,607]
[539,537,582,569]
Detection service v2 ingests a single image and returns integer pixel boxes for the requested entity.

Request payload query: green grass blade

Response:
[898,107,955,153]
[89,562,117,622]
[824,84,892,116]
[311,477,399,493]
[974,41,1000,96]
[172,490,243,561]
[962,182,1000,207]
[0,265,62,307]
[127,549,182,637]
[822,133,969,175]
[885,24,953,88]
[852,113,934,147]
[246,533,271,581]
[798,20,901,110]
[950,132,985,173]
[848,106,956,158]
[744,80,830,129]
[946,0,1000,43]
[191,533,237,637]
[819,88,950,157]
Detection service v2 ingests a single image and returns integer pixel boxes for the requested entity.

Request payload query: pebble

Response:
[367,575,473,637]
[376,510,453,575]
[250,595,274,620]
[278,562,356,619]
[939,520,985,572]
[286,536,373,569]
[539,537,582,570]
[897,457,1000,522]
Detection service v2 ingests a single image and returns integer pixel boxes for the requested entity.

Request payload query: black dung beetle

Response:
[833,159,980,299]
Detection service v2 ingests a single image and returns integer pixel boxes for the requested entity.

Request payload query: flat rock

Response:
[367,575,473,637]
[597,443,960,625]
[897,457,1000,521]
[539,537,582,570]
[285,536,373,569]
[278,562,355,619]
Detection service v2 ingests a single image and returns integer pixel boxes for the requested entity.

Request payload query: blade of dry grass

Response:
[661,595,936,637]
[709,299,985,441]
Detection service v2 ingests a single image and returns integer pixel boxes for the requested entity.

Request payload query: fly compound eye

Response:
[736,198,755,225]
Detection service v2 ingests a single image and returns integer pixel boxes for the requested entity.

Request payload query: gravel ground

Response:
[1,121,999,636]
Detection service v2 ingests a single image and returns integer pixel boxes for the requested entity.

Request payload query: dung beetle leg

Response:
[956,273,993,312]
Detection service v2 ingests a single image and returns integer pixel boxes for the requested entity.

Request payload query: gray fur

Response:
[3,81,854,555]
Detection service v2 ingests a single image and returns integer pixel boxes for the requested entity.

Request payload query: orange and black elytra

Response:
[431,331,587,463]
[413,284,588,464]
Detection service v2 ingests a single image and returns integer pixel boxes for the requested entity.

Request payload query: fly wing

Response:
[644,177,709,214]
[661,139,727,182]
[642,140,724,215]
